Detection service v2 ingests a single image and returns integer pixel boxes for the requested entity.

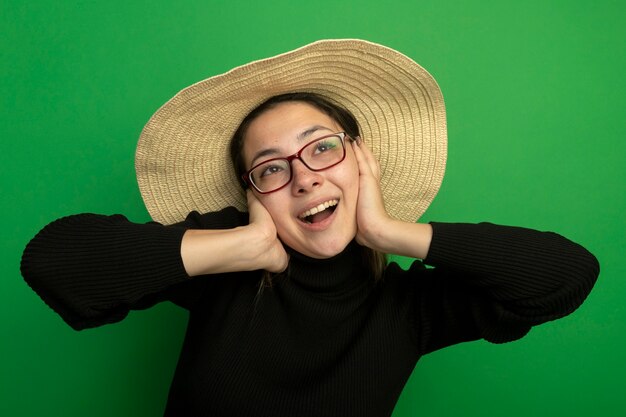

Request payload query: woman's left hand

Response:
[351,137,393,251]
[351,137,433,259]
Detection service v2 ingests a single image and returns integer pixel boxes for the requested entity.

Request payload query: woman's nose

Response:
[290,159,323,194]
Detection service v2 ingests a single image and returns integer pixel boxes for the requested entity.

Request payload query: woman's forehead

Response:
[242,102,341,155]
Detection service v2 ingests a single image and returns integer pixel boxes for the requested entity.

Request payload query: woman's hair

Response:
[229,92,386,285]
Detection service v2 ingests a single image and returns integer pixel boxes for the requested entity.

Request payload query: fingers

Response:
[351,138,370,176]
[246,190,289,272]
[352,138,390,250]
[246,189,270,225]
[246,189,259,219]
[352,137,381,180]
[246,189,257,208]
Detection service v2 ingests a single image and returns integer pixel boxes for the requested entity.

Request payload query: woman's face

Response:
[242,101,359,259]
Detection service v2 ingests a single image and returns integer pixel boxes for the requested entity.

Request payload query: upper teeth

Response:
[299,200,338,219]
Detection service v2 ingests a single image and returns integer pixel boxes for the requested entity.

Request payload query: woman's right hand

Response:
[245,190,289,273]
[181,191,288,276]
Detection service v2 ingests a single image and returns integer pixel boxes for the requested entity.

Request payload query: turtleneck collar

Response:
[280,240,372,293]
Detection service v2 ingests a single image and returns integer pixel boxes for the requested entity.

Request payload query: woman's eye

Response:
[314,140,337,154]
[260,165,284,177]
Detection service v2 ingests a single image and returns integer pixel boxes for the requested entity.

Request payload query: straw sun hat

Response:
[136,39,447,225]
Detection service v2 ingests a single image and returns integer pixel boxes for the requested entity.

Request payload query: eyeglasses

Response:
[242,132,356,194]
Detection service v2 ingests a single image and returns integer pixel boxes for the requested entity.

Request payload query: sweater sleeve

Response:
[408,222,599,354]
[20,207,249,330]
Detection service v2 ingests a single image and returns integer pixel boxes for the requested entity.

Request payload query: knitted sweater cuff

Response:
[21,214,189,330]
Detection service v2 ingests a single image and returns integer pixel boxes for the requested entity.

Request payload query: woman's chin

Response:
[294,236,354,259]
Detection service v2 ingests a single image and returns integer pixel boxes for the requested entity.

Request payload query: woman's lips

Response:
[298,199,339,223]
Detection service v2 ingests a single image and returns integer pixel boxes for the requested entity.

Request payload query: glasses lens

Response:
[249,159,291,192]
[247,134,347,193]
[301,135,345,170]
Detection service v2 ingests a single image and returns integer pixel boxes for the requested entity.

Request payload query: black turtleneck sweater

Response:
[20,207,599,417]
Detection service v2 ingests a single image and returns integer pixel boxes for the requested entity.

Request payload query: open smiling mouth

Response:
[297,199,338,224]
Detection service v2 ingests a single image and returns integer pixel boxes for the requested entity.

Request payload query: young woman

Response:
[21,40,599,417]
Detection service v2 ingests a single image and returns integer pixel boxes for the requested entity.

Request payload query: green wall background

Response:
[2,1,624,416]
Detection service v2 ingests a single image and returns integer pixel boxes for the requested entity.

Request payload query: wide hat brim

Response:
[136,39,447,225]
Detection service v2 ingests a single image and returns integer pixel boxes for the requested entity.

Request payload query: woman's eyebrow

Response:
[296,125,334,142]
[250,147,281,166]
